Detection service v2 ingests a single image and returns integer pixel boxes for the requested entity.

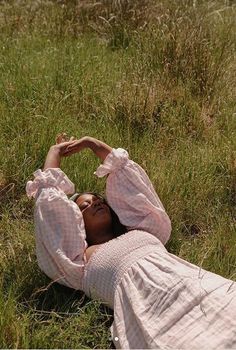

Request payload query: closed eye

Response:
[79,202,90,211]
[78,196,106,212]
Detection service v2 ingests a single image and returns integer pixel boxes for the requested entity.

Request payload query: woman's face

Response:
[75,193,113,245]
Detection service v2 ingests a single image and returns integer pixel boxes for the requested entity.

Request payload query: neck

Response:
[86,224,115,246]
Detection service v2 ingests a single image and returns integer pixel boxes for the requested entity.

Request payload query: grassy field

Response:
[0,0,235,348]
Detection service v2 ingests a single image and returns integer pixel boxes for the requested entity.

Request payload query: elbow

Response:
[144,211,172,245]
[161,215,172,245]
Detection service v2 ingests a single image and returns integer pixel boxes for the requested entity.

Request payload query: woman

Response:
[26,135,236,349]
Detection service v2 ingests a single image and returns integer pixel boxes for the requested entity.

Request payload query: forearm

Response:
[84,137,112,162]
[43,146,61,171]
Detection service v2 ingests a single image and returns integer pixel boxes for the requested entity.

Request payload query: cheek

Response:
[82,211,92,226]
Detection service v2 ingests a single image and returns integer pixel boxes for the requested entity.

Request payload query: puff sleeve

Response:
[95,149,171,245]
[26,168,87,290]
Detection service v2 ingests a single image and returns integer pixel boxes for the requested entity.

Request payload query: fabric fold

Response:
[26,167,86,290]
[95,148,129,177]
[96,148,171,245]
[26,168,75,198]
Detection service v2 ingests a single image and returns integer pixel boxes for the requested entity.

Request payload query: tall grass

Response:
[0,0,235,348]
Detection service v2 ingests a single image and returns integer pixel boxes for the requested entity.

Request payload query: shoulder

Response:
[85,244,102,262]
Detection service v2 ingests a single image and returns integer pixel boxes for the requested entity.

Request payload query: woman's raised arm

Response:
[95,148,172,245]
[26,139,88,290]
[63,135,171,244]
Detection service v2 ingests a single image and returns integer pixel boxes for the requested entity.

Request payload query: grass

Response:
[0,0,235,348]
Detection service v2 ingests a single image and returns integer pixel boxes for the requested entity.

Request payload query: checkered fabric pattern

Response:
[110,248,236,349]
[26,148,171,290]
[26,149,236,349]
[26,168,87,289]
[96,148,171,245]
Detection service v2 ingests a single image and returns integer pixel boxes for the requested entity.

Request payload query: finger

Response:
[60,139,77,147]
[67,139,78,146]
[62,133,68,142]
[56,133,63,144]
[63,147,76,155]
[69,136,75,141]
[64,141,78,149]
[64,142,79,151]
[63,149,77,157]
[56,133,69,144]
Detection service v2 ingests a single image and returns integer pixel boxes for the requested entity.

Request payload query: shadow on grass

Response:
[18,281,115,348]
[21,281,112,319]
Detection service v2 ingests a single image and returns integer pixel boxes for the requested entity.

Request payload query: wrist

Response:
[82,137,112,161]
[49,145,61,155]
[81,136,94,150]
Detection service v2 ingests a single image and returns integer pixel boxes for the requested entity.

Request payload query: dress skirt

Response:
[111,251,236,349]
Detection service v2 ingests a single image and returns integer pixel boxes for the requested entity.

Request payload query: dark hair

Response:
[70,192,127,238]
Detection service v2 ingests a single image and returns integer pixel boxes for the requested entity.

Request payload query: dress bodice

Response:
[82,230,167,309]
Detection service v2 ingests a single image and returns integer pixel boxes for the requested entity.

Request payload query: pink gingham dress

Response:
[26,149,236,349]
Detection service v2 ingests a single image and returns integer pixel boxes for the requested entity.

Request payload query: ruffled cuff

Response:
[95,148,129,178]
[26,168,75,198]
